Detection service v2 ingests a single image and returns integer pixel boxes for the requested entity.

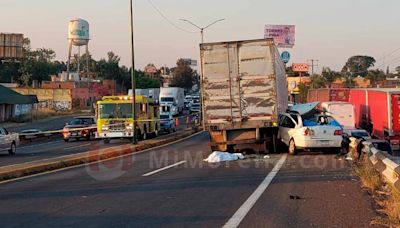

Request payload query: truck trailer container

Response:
[200,38,288,152]
[307,88,350,103]
[349,88,400,150]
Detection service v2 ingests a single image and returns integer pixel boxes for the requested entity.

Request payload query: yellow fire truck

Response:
[95,95,160,143]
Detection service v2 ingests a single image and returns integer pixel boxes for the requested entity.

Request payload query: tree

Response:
[298,83,309,103]
[341,55,375,77]
[310,74,326,89]
[322,67,340,88]
[170,59,196,90]
[343,76,356,88]
[16,38,61,84]
[366,69,386,87]
[395,66,400,76]
[285,66,294,77]
[97,51,121,81]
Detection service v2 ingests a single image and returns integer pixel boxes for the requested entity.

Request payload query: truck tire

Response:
[272,134,278,153]
[142,130,147,140]
[288,139,297,155]
[8,142,16,155]
[103,138,110,144]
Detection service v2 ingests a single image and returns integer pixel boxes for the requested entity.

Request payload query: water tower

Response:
[66,18,90,81]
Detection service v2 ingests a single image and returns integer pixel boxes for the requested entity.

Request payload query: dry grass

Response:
[354,157,400,226]
[354,158,382,192]
[384,185,400,224]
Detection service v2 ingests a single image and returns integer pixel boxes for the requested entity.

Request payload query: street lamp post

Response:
[179,18,225,129]
[130,0,137,144]
[179,18,225,43]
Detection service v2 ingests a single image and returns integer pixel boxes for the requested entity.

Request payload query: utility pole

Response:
[308,59,319,75]
[130,0,137,144]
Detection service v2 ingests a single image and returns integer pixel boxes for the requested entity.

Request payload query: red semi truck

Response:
[349,88,400,150]
[307,88,350,103]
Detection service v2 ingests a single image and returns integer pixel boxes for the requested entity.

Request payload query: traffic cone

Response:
[185,116,190,127]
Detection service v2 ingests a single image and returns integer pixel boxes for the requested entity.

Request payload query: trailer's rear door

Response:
[201,40,277,126]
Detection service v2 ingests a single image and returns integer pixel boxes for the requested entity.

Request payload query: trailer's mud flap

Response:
[209,130,228,151]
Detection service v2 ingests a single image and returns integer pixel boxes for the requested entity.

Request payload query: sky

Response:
[2,0,400,73]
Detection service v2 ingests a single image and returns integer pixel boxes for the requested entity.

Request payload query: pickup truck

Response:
[278,102,343,155]
[0,127,19,155]
[159,114,176,133]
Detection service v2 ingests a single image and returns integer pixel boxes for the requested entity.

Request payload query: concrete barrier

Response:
[364,141,400,190]
[0,127,203,182]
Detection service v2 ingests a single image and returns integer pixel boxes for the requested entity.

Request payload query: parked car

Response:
[63,116,96,142]
[362,139,393,157]
[342,129,371,153]
[184,100,191,110]
[159,114,176,133]
[0,127,19,155]
[279,102,343,155]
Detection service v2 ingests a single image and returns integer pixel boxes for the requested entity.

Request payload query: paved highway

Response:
[0,132,381,227]
[0,116,189,168]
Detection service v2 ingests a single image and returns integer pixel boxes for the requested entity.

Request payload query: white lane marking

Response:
[63,143,92,150]
[223,154,287,228]
[142,160,187,177]
[0,131,205,185]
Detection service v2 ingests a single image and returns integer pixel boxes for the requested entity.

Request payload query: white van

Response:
[320,102,355,129]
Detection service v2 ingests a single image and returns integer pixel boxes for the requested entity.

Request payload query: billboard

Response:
[182,58,197,67]
[292,63,309,72]
[264,25,295,47]
[0,33,24,59]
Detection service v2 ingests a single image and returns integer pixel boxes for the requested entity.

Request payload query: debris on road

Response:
[289,195,302,200]
[204,151,245,163]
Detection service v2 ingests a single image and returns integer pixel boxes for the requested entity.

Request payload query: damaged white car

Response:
[278,102,343,155]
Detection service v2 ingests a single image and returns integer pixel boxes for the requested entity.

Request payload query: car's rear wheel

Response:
[64,138,69,142]
[8,142,16,155]
[289,139,297,155]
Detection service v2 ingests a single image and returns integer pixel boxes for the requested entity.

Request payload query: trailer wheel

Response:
[288,139,297,155]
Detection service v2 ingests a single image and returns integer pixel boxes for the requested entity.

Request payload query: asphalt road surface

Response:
[0,116,189,167]
[0,132,381,228]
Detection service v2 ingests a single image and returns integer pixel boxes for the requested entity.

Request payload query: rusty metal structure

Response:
[200,38,288,152]
[0,33,24,60]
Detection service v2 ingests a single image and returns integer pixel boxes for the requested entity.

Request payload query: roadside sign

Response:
[264,25,295,48]
[292,63,309,72]
[281,51,290,64]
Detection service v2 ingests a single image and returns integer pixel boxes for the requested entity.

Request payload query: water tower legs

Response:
[66,41,73,80]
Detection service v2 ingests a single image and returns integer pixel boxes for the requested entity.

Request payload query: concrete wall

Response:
[13,88,72,111]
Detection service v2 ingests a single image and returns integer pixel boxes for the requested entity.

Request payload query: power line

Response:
[385,55,400,68]
[377,47,400,68]
[307,59,318,75]
[146,0,197,34]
